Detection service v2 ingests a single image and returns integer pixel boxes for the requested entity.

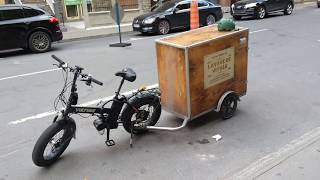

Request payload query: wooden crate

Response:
[156,25,249,119]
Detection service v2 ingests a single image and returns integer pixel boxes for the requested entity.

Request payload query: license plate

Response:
[133,24,140,28]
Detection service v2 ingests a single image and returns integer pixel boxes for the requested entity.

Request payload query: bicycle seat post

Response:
[115,78,125,97]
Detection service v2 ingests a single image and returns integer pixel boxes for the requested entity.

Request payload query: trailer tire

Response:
[219,94,238,119]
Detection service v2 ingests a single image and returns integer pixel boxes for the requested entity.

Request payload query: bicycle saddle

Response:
[115,68,136,82]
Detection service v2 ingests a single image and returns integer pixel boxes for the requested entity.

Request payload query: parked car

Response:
[0,5,63,53]
[231,0,294,20]
[133,0,223,35]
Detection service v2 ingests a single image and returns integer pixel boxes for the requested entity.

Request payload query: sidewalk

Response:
[60,2,316,42]
[257,139,320,180]
[61,22,134,42]
[226,126,320,180]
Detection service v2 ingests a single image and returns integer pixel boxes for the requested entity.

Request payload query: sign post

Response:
[109,0,131,47]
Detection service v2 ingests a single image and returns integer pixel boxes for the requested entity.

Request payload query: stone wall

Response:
[141,0,150,13]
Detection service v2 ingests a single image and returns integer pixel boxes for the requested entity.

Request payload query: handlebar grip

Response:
[51,55,65,65]
[91,77,103,86]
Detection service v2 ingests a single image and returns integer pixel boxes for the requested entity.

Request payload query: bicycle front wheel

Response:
[32,120,74,167]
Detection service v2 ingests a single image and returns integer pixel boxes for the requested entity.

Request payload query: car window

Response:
[177,3,190,10]
[23,7,43,17]
[198,1,208,7]
[1,8,24,21]
[153,1,176,12]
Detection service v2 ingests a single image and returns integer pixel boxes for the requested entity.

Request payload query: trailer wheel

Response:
[219,94,238,119]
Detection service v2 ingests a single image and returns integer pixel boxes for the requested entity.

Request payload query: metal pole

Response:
[115,1,122,43]
[82,0,90,29]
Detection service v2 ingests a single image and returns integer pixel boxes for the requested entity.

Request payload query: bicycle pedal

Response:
[105,140,115,147]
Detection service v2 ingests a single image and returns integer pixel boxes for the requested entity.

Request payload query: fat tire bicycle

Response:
[32,55,161,167]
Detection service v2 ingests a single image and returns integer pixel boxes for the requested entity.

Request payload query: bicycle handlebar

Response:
[51,55,65,66]
[90,77,103,86]
[51,55,103,86]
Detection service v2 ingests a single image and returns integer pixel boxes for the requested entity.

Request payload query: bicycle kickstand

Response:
[105,129,115,147]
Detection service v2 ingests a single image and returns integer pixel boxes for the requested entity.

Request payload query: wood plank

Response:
[156,26,249,119]
[156,43,188,117]
[159,25,247,48]
[188,30,248,117]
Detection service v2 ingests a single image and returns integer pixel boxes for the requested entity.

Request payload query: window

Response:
[23,7,43,17]
[176,3,190,10]
[198,1,208,7]
[1,8,24,20]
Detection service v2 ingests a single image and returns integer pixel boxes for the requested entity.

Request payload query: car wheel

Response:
[284,2,293,15]
[205,14,216,25]
[255,6,266,19]
[233,16,241,20]
[157,20,170,35]
[28,31,52,53]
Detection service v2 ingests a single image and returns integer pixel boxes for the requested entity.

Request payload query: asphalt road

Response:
[1,5,320,180]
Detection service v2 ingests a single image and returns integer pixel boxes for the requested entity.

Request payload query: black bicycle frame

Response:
[61,66,136,126]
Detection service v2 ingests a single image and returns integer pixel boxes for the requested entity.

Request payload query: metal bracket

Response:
[146,117,189,131]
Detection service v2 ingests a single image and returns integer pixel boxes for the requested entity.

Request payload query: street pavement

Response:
[0,5,320,180]
[59,2,316,42]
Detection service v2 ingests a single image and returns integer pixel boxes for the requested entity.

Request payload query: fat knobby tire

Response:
[122,93,161,134]
[32,121,73,167]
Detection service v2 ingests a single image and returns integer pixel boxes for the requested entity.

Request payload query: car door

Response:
[263,0,277,12]
[169,1,190,28]
[272,0,285,11]
[198,0,209,26]
[0,7,28,50]
[0,9,5,50]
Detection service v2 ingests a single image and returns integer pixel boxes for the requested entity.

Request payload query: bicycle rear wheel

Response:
[122,93,161,134]
[32,120,74,167]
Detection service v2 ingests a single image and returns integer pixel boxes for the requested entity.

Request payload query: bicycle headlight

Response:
[143,17,156,24]
[244,3,257,9]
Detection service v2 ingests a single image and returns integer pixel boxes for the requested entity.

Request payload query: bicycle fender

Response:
[53,115,77,139]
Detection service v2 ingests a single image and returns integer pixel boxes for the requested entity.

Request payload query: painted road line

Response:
[0,140,32,150]
[0,68,61,81]
[250,29,269,34]
[0,150,19,159]
[225,126,320,180]
[8,84,159,125]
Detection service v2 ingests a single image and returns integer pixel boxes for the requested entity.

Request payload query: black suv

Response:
[231,0,294,20]
[0,5,63,53]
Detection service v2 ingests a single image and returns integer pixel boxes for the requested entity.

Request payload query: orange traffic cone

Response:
[190,0,199,30]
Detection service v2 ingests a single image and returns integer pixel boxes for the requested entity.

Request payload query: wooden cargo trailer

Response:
[156,25,249,122]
